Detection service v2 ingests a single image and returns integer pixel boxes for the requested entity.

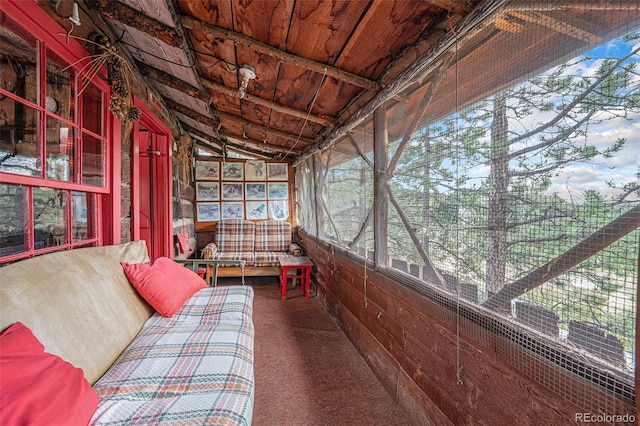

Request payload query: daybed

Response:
[0,240,254,425]
[203,219,301,279]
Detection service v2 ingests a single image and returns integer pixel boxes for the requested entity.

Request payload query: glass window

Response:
[46,48,75,121]
[33,186,67,248]
[81,83,103,136]
[45,115,74,181]
[0,102,41,176]
[72,191,96,242]
[0,15,38,105]
[0,183,27,257]
[82,133,104,186]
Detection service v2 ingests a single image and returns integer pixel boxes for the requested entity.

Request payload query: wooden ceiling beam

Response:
[213,109,315,146]
[200,79,335,126]
[507,11,601,44]
[180,16,381,92]
[136,61,333,127]
[136,62,207,100]
[87,0,182,48]
[185,125,277,159]
[420,0,476,15]
[168,100,301,155]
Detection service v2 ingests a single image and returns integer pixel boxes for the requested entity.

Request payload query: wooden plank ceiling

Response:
[42,0,637,164]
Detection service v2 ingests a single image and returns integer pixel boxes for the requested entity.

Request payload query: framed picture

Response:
[196,182,219,201]
[268,182,288,199]
[221,182,243,200]
[222,202,244,220]
[268,200,289,220]
[267,163,288,181]
[245,160,266,181]
[246,201,268,220]
[222,162,244,180]
[195,161,219,180]
[197,202,220,222]
[245,182,266,200]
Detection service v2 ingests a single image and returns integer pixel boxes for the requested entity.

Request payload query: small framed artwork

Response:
[221,182,243,200]
[222,162,244,180]
[196,182,219,201]
[268,182,288,199]
[245,160,266,181]
[268,200,289,220]
[246,201,268,220]
[197,202,220,222]
[267,163,288,181]
[195,161,219,180]
[222,202,244,220]
[245,182,266,200]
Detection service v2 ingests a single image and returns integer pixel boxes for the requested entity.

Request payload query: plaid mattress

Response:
[216,220,255,253]
[90,286,254,426]
[254,220,292,252]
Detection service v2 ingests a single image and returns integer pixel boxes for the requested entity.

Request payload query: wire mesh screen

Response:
[316,118,374,254]
[298,0,640,416]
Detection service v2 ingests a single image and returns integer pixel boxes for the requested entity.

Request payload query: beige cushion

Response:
[0,241,154,383]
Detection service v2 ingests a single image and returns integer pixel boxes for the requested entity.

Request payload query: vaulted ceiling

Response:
[36,0,640,164]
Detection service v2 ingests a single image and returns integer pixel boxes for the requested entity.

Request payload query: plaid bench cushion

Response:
[254,251,294,267]
[254,220,292,252]
[213,251,255,266]
[216,219,256,253]
[91,286,254,426]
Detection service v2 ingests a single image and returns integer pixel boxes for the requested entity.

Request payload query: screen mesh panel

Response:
[298,0,639,416]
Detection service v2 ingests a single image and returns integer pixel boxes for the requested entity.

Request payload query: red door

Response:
[139,128,152,254]
[132,119,171,261]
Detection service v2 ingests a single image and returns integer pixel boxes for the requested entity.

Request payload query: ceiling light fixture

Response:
[68,2,81,26]
[237,64,256,99]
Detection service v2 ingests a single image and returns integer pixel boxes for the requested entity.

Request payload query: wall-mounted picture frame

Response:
[197,202,220,222]
[222,162,244,180]
[268,182,288,199]
[268,200,288,220]
[246,201,268,220]
[222,202,244,220]
[245,182,266,200]
[245,160,266,181]
[267,163,288,181]
[221,182,243,200]
[195,161,219,180]
[196,182,219,201]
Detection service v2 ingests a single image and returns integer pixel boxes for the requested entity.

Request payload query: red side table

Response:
[278,256,313,300]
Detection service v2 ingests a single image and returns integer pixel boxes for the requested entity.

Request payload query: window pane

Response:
[0,183,27,257]
[46,48,75,121]
[82,84,103,136]
[45,115,74,182]
[71,191,96,242]
[33,187,67,248]
[82,133,104,186]
[0,15,38,104]
[0,101,41,176]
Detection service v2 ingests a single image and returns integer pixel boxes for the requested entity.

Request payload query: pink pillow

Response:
[0,322,99,425]
[121,257,207,317]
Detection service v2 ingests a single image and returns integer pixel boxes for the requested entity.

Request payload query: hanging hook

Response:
[65,22,74,44]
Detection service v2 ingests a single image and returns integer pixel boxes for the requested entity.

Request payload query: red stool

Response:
[278,256,313,300]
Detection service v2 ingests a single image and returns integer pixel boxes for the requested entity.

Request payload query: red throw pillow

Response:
[121,257,208,317]
[0,322,99,425]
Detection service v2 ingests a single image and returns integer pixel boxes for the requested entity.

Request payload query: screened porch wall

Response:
[296,1,639,423]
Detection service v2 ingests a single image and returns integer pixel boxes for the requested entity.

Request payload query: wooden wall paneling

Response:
[297,233,628,425]
[396,368,453,426]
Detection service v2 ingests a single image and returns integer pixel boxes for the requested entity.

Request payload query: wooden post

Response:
[374,106,388,268]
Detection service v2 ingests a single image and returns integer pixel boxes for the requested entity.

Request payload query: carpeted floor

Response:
[247,280,411,426]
